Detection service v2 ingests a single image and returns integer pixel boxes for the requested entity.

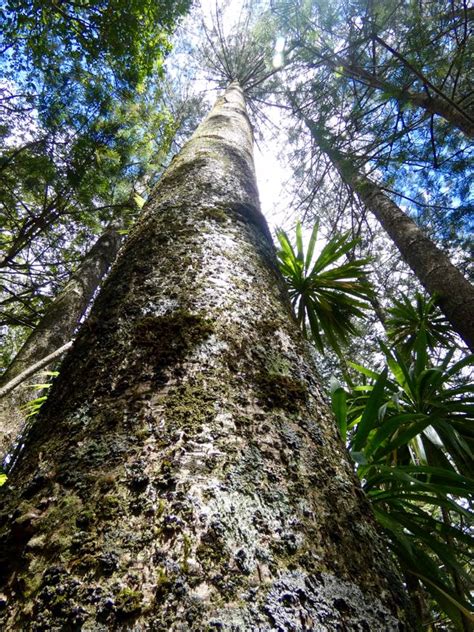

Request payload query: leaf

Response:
[373,418,433,460]
[412,573,474,624]
[351,368,388,452]
[305,222,319,271]
[348,361,379,380]
[375,508,469,629]
[295,221,304,262]
[350,450,368,464]
[365,412,428,457]
[134,193,145,208]
[277,224,372,356]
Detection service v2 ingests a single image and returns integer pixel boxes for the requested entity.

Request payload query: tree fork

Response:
[0,83,413,630]
[0,225,122,464]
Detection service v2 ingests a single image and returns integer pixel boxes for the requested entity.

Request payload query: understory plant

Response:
[276,221,373,355]
[0,371,58,486]
[331,297,474,630]
[277,229,474,628]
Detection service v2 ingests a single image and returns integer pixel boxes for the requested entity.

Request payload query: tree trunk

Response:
[0,226,122,464]
[308,125,474,352]
[309,50,474,137]
[408,91,474,138]
[440,507,473,632]
[0,83,413,630]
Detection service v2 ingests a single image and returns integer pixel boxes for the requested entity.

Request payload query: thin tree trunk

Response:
[310,50,474,137]
[404,572,432,630]
[0,83,414,630]
[0,342,74,399]
[308,124,474,352]
[0,226,121,464]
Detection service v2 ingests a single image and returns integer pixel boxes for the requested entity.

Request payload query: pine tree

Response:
[0,83,413,630]
[306,124,474,352]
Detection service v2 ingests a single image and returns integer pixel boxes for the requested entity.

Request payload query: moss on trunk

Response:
[0,83,413,630]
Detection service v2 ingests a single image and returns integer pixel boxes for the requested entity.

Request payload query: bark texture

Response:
[311,129,474,352]
[0,226,121,464]
[0,83,413,630]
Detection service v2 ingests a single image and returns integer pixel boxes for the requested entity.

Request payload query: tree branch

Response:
[0,341,73,398]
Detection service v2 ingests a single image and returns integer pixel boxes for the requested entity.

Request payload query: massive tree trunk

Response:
[0,226,122,464]
[308,124,474,352]
[0,83,413,630]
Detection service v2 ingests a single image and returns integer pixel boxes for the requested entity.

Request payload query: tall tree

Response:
[305,122,474,352]
[272,0,473,250]
[0,83,413,629]
[0,0,192,364]
[275,0,474,137]
[0,225,122,464]
[0,0,191,119]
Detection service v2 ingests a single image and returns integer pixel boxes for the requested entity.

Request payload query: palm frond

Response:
[387,292,459,355]
[276,221,373,355]
[331,335,474,628]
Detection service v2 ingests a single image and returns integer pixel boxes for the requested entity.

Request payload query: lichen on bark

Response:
[0,83,414,630]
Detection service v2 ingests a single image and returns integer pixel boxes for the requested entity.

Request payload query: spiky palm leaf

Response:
[386,292,458,355]
[331,341,474,629]
[276,221,373,355]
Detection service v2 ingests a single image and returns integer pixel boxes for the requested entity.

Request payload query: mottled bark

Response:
[310,127,474,352]
[0,226,121,464]
[0,83,413,630]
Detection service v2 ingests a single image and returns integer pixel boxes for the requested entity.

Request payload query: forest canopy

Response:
[0,0,473,630]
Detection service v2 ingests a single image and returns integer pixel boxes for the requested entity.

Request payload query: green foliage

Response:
[331,322,474,628]
[272,0,473,250]
[346,345,474,476]
[21,371,59,418]
[386,292,459,355]
[0,1,192,355]
[276,221,373,355]
[1,0,190,92]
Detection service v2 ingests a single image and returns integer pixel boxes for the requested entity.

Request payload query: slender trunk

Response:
[0,226,121,464]
[308,125,474,352]
[369,293,387,326]
[0,342,74,399]
[404,572,432,630]
[312,51,474,137]
[0,83,413,630]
